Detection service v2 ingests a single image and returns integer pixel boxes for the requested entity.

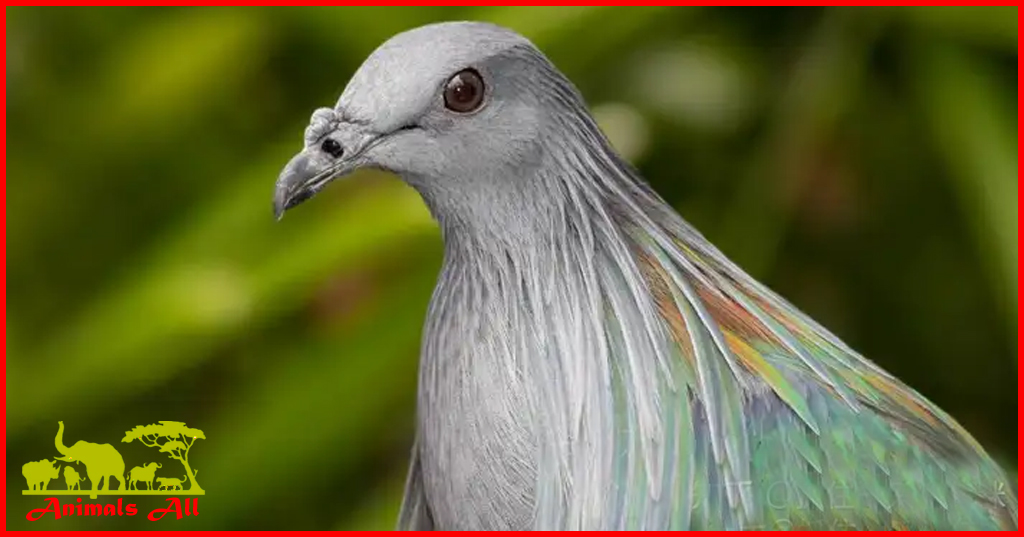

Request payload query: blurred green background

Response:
[6,6,1017,530]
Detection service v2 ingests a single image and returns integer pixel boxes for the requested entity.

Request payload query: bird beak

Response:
[273,150,361,220]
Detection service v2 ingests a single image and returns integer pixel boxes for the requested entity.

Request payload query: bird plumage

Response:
[276,21,1017,531]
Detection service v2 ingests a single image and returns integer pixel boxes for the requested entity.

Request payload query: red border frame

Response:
[0,4,1019,534]
[1010,0,1023,521]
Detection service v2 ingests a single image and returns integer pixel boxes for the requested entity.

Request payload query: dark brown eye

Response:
[320,138,343,158]
[443,69,485,113]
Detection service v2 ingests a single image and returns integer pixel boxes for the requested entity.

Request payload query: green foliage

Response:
[6,7,1016,530]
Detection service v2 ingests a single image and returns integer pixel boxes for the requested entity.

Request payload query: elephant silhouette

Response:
[53,421,126,499]
[128,462,162,490]
[156,476,187,491]
[63,466,86,490]
[22,459,60,491]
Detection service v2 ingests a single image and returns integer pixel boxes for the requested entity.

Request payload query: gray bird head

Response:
[274,21,600,231]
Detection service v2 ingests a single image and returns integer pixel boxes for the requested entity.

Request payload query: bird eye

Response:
[320,138,344,158]
[443,69,485,113]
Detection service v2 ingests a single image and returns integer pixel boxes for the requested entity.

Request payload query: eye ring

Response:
[320,138,344,158]
[443,69,485,114]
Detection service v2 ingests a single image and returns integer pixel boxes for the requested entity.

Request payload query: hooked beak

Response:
[273,150,362,220]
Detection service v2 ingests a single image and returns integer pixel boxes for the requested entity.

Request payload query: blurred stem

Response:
[716,9,883,277]
[910,42,1017,349]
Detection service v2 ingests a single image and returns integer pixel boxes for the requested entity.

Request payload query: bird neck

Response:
[417,113,672,269]
[419,109,693,375]
[414,118,701,528]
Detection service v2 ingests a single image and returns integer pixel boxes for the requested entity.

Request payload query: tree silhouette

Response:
[123,421,205,492]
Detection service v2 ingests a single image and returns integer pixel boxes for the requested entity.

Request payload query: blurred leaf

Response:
[340,473,407,531]
[6,8,271,276]
[472,6,609,50]
[911,42,1017,338]
[716,9,881,276]
[9,146,434,433]
[92,8,268,139]
[196,252,435,527]
[894,6,1017,50]
[476,6,682,78]
[289,6,450,61]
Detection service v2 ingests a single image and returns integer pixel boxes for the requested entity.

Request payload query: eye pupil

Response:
[321,138,343,158]
[444,69,485,113]
[452,84,473,103]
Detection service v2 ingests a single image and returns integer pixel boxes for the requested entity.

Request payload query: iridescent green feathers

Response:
[611,219,1018,530]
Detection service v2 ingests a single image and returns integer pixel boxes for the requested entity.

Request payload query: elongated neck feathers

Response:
[416,79,703,528]
[402,35,1015,532]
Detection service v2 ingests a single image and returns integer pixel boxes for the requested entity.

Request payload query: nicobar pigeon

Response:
[273,22,1017,531]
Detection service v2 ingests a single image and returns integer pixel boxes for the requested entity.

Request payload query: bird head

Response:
[274,21,587,222]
